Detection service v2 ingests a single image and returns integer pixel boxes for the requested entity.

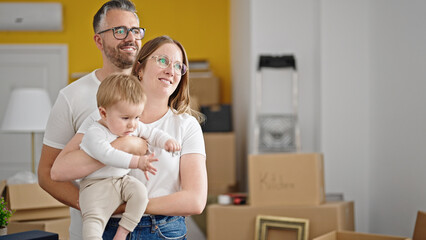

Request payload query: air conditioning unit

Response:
[0,3,62,31]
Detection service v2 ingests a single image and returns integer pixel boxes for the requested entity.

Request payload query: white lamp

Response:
[1,88,52,173]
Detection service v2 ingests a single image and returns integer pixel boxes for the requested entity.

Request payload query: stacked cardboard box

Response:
[188,60,237,236]
[248,153,325,206]
[7,218,70,240]
[204,132,236,195]
[0,180,70,239]
[195,131,236,236]
[188,60,236,195]
[208,201,354,240]
[188,60,220,109]
[313,231,409,240]
[207,153,355,240]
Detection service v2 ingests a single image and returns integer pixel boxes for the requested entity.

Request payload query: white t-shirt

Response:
[78,108,206,199]
[43,70,100,240]
[43,70,100,149]
[80,119,172,179]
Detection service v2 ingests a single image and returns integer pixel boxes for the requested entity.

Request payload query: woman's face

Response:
[138,43,183,100]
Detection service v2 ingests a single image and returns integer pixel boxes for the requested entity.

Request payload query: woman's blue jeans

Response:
[103,215,187,240]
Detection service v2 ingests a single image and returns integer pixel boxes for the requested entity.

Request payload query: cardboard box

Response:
[204,132,236,195]
[413,211,426,240]
[189,60,210,72]
[7,217,70,240]
[207,201,354,240]
[313,231,409,240]
[189,75,220,106]
[248,153,325,206]
[0,181,70,221]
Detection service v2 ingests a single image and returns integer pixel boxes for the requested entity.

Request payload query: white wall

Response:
[368,0,426,236]
[232,0,426,236]
[320,0,371,233]
[321,0,426,236]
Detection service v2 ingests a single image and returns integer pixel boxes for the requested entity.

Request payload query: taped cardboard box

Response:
[207,201,354,240]
[313,231,409,240]
[0,180,69,221]
[189,75,220,106]
[7,217,70,240]
[204,132,237,195]
[248,153,325,206]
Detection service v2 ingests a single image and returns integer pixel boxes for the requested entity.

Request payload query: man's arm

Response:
[38,144,81,209]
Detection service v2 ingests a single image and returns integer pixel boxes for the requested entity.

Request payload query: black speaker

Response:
[200,104,232,132]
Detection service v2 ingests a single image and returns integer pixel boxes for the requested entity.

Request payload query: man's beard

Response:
[104,41,138,69]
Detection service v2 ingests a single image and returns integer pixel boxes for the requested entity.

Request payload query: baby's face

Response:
[103,100,144,136]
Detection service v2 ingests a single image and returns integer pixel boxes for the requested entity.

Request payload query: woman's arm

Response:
[51,134,149,181]
[145,153,207,216]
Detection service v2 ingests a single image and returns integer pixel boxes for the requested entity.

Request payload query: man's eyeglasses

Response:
[97,26,146,40]
[151,55,188,76]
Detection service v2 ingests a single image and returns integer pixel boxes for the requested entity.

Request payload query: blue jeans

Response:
[102,215,187,240]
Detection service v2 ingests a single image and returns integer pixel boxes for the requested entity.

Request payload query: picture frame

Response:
[255,215,309,240]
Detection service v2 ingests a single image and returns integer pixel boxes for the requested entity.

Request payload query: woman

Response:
[51,35,207,239]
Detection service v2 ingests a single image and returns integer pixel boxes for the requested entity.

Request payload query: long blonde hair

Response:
[132,35,204,123]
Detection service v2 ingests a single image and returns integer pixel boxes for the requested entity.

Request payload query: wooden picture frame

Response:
[255,215,309,240]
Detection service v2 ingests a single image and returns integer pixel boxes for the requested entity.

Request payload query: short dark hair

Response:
[93,0,138,33]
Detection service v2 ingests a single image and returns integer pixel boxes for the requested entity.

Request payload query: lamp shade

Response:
[1,88,52,132]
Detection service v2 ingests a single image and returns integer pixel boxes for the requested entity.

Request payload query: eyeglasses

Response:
[150,55,188,76]
[97,26,146,40]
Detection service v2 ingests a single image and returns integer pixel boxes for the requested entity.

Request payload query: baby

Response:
[78,73,180,240]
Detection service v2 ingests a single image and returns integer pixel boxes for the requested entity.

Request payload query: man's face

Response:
[99,9,142,69]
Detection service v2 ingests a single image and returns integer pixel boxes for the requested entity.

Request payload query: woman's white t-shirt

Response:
[78,108,206,199]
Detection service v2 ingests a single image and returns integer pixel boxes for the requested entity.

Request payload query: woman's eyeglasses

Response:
[97,26,146,40]
[150,55,188,76]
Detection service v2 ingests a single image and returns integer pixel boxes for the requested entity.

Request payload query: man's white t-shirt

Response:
[43,70,100,240]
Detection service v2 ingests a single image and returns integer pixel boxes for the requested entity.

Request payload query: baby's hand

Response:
[137,153,158,180]
[164,139,181,153]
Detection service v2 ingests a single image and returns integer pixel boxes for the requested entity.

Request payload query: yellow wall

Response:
[0,0,231,103]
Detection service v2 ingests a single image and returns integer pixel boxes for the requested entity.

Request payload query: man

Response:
[38,1,146,239]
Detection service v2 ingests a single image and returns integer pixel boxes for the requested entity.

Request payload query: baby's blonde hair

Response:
[97,73,146,109]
